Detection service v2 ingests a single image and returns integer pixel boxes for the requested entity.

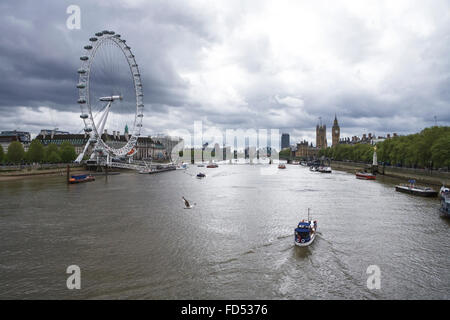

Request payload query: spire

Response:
[125,124,129,134]
[333,114,338,126]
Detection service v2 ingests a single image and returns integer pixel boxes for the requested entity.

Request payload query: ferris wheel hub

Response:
[99,95,123,102]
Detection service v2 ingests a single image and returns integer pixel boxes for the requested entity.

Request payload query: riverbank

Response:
[0,165,88,181]
[330,160,450,186]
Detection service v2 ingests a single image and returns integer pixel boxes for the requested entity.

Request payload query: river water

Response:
[0,164,448,299]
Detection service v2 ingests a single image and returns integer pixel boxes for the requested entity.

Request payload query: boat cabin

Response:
[295,221,317,244]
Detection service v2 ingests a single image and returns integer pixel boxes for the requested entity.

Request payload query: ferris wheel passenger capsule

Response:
[80,56,89,61]
[109,31,115,35]
[77,98,86,104]
[80,114,89,119]
[89,37,98,42]
[76,83,86,89]
[84,45,93,50]
[95,32,103,37]
[77,68,86,74]
[84,127,92,132]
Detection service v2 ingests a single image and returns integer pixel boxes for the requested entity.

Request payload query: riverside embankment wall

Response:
[330,160,450,186]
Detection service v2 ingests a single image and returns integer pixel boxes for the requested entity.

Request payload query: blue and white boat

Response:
[439,185,449,199]
[294,209,318,247]
[196,172,206,178]
[440,186,450,217]
[440,196,450,217]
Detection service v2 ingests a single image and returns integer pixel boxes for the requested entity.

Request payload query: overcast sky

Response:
[0,0,449,145]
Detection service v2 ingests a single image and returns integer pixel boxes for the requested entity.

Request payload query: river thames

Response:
[0,164,448,299]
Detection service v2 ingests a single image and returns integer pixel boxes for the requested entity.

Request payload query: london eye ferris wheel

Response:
[75,30,144,163]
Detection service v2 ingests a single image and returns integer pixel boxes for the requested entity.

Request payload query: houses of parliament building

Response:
[316,115,340,149]
[293,114,394,159]
[294,115,340,158]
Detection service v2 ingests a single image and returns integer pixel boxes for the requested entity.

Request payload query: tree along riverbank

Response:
[319,126,450,170]
[330,160,450,186]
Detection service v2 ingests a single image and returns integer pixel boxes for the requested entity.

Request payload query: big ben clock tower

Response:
[332,114,340,146]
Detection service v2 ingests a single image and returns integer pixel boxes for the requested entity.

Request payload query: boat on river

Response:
[309,166,318,172]
[356,172,376,180]
[176,163,188,170]
[206,163,218,168]
[294,209,318,247]
[440,194,450,217]
[196,172,206,178]
[318,166,332,173]
[395,180,438,197]
[439,186,450,217]
[68,174,95,184]
[439,186,449,199]
[278,164,286,169]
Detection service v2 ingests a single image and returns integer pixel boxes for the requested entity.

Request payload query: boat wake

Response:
[289,188,319,192]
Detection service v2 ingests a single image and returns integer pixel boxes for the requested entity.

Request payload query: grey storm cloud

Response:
[0,0,449,143]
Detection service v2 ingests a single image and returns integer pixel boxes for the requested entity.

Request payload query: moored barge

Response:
[69,174,95,184]
[395,180,437,197]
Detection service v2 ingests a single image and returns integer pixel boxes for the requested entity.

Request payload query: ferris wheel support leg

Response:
[75,139,92,163]
[97,101,112,137]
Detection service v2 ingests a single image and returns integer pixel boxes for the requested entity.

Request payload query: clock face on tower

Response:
[335,129,339,134]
